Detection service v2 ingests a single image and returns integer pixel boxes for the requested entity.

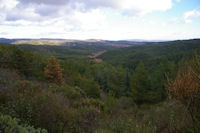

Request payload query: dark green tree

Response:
[79,77,100,98]
[150,58,175,101]
[10,49,34,77]
[130,61,150,104]
[107,66,126,97]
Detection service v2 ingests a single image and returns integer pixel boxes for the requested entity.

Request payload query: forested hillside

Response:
[100,39,200,68]
[17,44,116,60]
[0,39,200,132]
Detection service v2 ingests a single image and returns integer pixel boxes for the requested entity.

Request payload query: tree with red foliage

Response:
[44,56,64,84]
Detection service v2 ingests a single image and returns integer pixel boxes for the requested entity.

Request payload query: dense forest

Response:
[0,39,200,132]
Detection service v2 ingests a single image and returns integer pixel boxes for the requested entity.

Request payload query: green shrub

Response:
[78,78,100,98]
[49,83,82,100]
[104,91,117,114]
[0,113,47,133]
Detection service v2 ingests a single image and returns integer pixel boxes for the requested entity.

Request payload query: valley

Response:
[88,50,106,62]
[0,39,200,132]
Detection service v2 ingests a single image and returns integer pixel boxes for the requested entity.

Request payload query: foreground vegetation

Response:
[0,40,200,132]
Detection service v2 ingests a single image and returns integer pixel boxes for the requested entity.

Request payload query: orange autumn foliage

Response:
[167,55,200,127]
[44,56,64,84]
[167,66,200,105]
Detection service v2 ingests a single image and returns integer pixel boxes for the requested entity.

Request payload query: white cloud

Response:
[0,0,18,22]
[169,17,183,24]
[73,0,172,15]
[0,0,173,36]
[176,0,181,2]
[0,0,18,11]
[184,9,200,23]
[0,0,173,21]
[3,0,194,40]
[18,0,172,14]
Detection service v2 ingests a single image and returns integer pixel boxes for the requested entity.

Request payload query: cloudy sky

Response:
[0,0,200,40]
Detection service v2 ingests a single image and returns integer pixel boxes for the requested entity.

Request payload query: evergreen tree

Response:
[150,58,175,101]
[107,66,126,97]
[130,61,150,104]
[10,49,34,76]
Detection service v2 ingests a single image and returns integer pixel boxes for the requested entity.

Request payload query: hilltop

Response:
[0,38,148,47]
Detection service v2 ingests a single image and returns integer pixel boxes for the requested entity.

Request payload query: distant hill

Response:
[0,38,17,44]
[0,38,148,47]
[1,38,199,48]
[99,39,200,68]
[123,39,171,42]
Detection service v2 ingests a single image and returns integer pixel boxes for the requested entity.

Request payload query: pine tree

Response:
[130,61,150,104]
[10,49,34,77]
[44,56,64,84]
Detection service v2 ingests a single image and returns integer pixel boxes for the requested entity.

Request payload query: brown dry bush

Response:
[167,55,200,131]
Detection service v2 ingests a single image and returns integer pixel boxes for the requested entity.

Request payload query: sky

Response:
[0,0,200,40]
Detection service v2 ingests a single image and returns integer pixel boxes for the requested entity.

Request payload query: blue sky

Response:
[0,0,200,40]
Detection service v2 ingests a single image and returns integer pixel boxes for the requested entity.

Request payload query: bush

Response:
[0,113,47,133]
[167,55,200,131]
[78,78,100,98]
[141,101,192,132]
[49,83,81,100]
[104,91,117,114]
[98,114,156,133]
[0,68,20,90]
